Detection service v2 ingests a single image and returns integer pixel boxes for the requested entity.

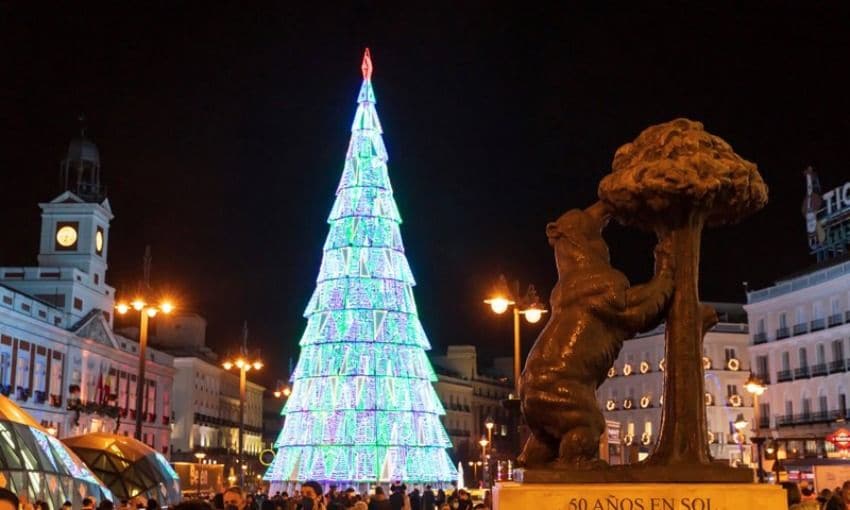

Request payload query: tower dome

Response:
[61,117,104,203]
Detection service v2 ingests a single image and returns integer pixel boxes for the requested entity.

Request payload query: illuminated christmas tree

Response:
[264,49,457,486]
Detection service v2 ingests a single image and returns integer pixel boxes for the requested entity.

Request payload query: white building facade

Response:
[745,259,850,457]
[599,310,754,463]
[0,132,175,452]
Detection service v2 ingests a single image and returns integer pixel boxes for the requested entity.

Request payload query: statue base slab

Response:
[515,463,753,483]
[493,481,786,510]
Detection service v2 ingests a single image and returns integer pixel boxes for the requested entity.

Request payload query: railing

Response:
[753,372,771,385]
[812,363,828,377]
[758,416,771,429]
[829,314,844,328]
[829,360,846,373]
[794,367,810,379]
[811,318,826,331]
[777,370,793,382]
[776,327,790,339]
[753,332,768,344]
[793,323,809,336]
[777,410,848,427]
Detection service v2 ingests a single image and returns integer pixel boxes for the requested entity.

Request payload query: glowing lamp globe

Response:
[524,307,543,323]
[160,301,175,314]
[253,361,263,370]
[223,361,233,370]
[273,390,281,398]
[145,308,158,318]
[131,299,145,311]
[116,303,129,315]
[486,297,511,314]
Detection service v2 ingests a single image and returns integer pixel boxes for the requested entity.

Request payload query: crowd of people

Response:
[0,482,490,510]
[784,479,850,509]
[11,479,850,510]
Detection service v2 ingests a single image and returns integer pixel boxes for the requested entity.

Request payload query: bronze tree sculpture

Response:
[518,201,674,469]
[598,118,768,467]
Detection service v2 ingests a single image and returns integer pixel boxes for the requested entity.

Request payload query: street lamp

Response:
[744,374,768,482]
[194,452,206,496]
[484,275,547,395]
[273,385,291,399]
[467,461,478,484]
[221,322,262,488]
[115,297,175,440]
[485,416,495,445]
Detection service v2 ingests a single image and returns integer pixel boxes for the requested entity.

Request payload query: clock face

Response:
[95,229,104,253]
[56,225,78,248]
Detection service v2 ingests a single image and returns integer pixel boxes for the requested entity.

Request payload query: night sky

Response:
[2,4,849,387]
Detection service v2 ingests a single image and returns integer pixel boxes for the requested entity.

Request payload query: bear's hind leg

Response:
[517,432,557,467]
[553,425,606,470]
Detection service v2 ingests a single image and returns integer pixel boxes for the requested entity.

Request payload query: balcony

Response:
[777,370,793,382]
[776,327,790,339]
[829,314,844,328]
[753,372,771,385]
[753,332,768,344]
[758,416,771,429]
[777,410,848,427]
[793,323,809,336]
[794,367,810,379]
[829,360,846,373]
[811,364,828,377]
[811,318,826,332]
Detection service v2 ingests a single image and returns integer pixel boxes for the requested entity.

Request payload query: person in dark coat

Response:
[435,489,445,507]
[388,486,404,510]
[368,487,391,510]
[421,486,435,510]
[408,488,421,510]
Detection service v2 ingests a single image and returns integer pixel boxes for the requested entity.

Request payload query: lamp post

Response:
[221,322,262,488]
[484,275,547,397]
[194,452,206,496]
[479,436,489,487]
[467,461,478,484]
[116,298,174,440]
[744,374,768,482]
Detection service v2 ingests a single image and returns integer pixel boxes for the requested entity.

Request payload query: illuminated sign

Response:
[827,428,850,451]
[803,167,850,261]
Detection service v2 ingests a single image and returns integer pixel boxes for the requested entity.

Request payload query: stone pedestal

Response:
[494,481,786,510]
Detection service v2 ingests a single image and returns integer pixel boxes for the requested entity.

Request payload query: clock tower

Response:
[38,128,113,280]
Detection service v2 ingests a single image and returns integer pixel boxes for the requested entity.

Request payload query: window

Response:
[0,353,10,386]
[796,308,807,324]
[757,319,765,334]
[799,348,809,368]
[834,340,845,362]
[724,348,736,362]
[73,298,83,311]
[817,344,826,365]
[802,398,812,417]
[785,401,794,417]
[756,355,769,376]
[726,385,738,397]
[833,299,842,315]
[780,313,788,329]
[841,394,848,415]
[93,274,99,285]
[15,346,30,389]
[49,354,62,396]
[819,395,828,413]
[814,302,824,320]
[781,352,791,371]
[34,358,46,393]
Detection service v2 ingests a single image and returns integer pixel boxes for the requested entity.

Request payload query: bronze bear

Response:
[518,201,674,469]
